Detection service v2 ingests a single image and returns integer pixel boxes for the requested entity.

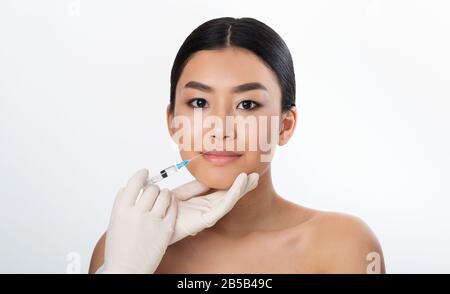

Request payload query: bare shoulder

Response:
[298,210,386,273]
[88,232,106,274]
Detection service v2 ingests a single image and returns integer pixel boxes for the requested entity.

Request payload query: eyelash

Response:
[187,98,262,111]
[187,98,209,109]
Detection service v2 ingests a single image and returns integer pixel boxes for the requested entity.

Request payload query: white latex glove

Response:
[103,169,177,274]
[169,172,259,244]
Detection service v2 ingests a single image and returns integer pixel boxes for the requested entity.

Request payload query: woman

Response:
[89,17,385,274]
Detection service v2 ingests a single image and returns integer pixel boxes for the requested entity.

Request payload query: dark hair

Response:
[169,17,296,112]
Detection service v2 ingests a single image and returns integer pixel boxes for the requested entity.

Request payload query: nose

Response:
[208,117,235,140]
[206,106,236,141]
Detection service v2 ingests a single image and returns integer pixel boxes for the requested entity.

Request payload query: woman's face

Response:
[168,47,289,189]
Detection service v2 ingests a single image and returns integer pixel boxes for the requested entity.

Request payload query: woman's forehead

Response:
[177,47,281,95]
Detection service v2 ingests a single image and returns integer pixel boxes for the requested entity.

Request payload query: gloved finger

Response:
[207,173,259,207]
[194,172,256,206]
[244,172,259,194]
[172,179,211,200]
[202,173,248,226]
[163,195,178,226]
[186,190,224,210]
[135,184,160,213]
[178,200,211,213]
[151,188,171,218]
[206,173,259,207]
[122,169,149,207]
[183,196,215,208]
[112,187,126,211]
[219,172,259,207]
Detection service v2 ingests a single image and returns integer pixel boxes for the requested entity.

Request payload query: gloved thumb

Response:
[172,179,212,201]
[202,172,259,227]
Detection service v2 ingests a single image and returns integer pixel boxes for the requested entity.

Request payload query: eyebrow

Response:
[184,81,268,93]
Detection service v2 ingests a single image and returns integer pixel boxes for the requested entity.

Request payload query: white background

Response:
[1,0,449,273]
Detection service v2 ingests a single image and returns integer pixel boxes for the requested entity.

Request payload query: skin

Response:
[89,47,385,274]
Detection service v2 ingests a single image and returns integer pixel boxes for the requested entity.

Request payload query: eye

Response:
[237,100,261,110]
[188,98,209,108]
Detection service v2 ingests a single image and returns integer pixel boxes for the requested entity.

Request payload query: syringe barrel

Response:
[161,165,178,177]
[146,165,178,185]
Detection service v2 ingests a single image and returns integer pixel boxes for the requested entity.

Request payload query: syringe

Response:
[144,154,202,186]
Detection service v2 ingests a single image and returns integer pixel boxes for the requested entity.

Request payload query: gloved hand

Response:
[102,169,177,274]
[169,172,259,244]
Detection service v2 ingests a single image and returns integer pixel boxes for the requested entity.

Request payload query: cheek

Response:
[236,114,279,153]
[170,112,197,151]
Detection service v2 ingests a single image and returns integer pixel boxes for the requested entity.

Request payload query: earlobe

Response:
[278,127,290,146]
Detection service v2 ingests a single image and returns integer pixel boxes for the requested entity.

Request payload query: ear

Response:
[166,104,175,139]
[278,106,297,146]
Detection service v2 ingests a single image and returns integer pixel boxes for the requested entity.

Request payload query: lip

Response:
[201,151,243,165]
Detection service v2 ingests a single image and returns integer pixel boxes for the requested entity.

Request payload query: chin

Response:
[197,173,236,190]
[187,164,243,190]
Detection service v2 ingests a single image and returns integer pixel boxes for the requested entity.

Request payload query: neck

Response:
[211,166,281,236]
